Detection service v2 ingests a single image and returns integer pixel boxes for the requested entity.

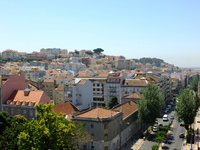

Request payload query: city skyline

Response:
[1,0,200,68]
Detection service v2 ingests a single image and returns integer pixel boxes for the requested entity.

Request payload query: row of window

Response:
[4,108,34,116]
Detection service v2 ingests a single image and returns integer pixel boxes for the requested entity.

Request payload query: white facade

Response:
[65,79,93,110]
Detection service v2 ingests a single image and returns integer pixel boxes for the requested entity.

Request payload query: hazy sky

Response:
[1,0,200,68]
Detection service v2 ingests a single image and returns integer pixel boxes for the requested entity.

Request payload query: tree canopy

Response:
[85,51,93,56]
[108,95,119,109]
[0,111,13,135]
[133,57,165,67]
[138,84,164,125]
[189,74,199,92]
[175,89,197,129]
[93,48,104,54]
[0,104,89,150]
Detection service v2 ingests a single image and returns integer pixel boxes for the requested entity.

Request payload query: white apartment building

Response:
[48,62,86,73]
[64,79,93,110]
[2,49,19,59]
[104,72,127,105]
[121,78,148,97]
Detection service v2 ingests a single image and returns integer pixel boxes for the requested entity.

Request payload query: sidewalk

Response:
[178,109,200,150]
[131,139,145,150]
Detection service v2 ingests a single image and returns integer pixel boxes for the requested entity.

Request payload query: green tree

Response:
[190,74,199,92]
[175,89,196,129]
[17,104,89,150]
[138,84,164,126]
[151,144,159,150]
[108,95,119,109]
[85,51,93,56]
[75,50,79,55]
[93,48,104,54]
[0,111,13,135]
[0,115,28,150]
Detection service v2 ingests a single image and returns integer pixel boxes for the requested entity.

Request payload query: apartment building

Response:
[104,72,126,105]
[134,71,171,103]
[75,70,109,107]
[71,101,140,150]
[121,78,148,97]
[2,89,51,120]
[71,57,82,63]
[64,79,93,110]
[41,79,56,100]
[27,52,49,60]
[48,62,86,73]
[40,48,61,55]
[71,107,122,150]
[2,49,19,59]
[53,84,64,105]
[82,57,90,66]
[124,59,135,70]
[61,49,68,54]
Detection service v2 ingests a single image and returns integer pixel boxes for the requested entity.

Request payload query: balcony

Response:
[93,90,103,94]
[93,94,104,98]
[109,90,117,93]
[93,85,103,88]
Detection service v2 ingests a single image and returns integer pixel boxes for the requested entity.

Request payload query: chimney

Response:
[24,91,30,96]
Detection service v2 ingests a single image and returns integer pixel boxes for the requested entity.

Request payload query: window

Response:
[104,146,108,150]
[11,109,14,115]
[104,134,108,140]
[17,109,20,115]
[4,107,8,112]
[30,110,33,116]
[91,124,94,128]
[104,124,108,129]
[23,110,27,116]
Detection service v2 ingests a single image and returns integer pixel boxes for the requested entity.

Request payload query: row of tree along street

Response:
[137,74,200,149]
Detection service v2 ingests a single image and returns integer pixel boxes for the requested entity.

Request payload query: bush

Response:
[152,144,159,150]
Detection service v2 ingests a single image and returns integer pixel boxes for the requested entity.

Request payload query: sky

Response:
[0,0,200,68]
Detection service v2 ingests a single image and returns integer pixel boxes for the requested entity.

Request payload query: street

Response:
[139,104,186,150]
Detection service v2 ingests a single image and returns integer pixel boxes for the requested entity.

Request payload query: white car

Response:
[152,126,158,132]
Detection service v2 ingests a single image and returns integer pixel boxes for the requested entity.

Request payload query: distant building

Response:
[121,79,148,97]
[27,52,49,60]
[2,49,19,59]
[40,48,61,55]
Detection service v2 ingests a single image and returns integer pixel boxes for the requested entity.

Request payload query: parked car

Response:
[170,116,174,120]
[179,133,185,138]
[164,108,169,114]
[163,114,168,121]
[152,126,158,132]
[180,121,185,126]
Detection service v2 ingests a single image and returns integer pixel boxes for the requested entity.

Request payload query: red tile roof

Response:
[75,107,118,119]
[52,102,79,120]
[6,90,51,106]
[113,101,138,119]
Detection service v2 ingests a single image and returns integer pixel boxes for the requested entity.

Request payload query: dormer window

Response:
[30,102,35,106]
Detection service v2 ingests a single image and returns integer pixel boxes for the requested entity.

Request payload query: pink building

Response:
[1,74,51,119]
[2,74,29,104]
[27,52,49,60]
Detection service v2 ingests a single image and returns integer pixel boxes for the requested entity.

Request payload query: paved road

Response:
[140,104,186,150]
